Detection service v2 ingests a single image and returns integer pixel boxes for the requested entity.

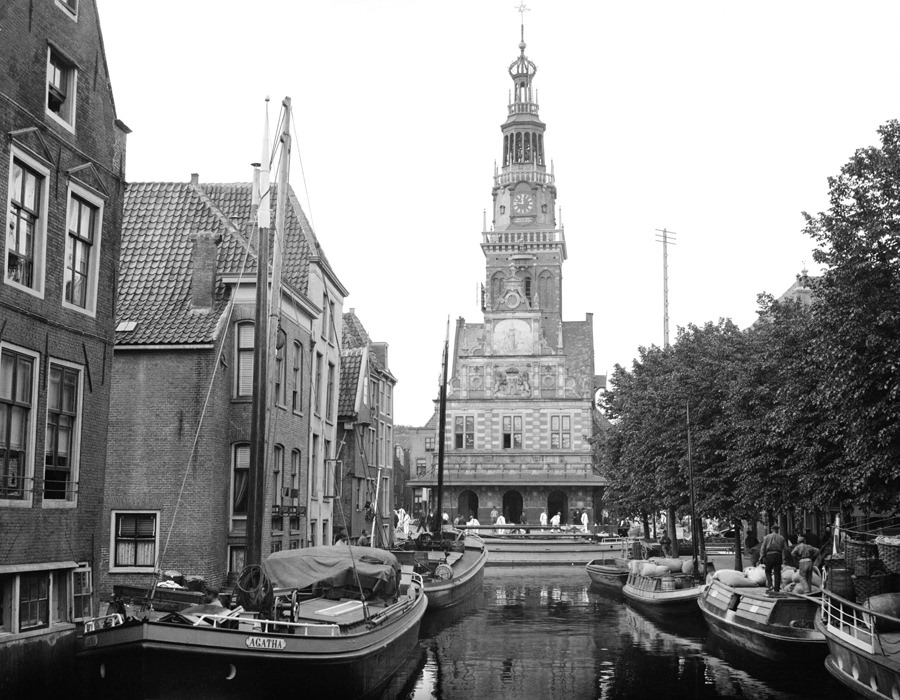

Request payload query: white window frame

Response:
[235,322,254,398]
[0,343,39,508]
[502,414,524,450]
[46,46,77,132]
[61,182,103,317]
[0,566,77,638]
[109,511,159,573]
[454,414,475,450]
[42,358,84,508]
[5,148,50,298]
[550,414,572,450]
[72,563,92,621]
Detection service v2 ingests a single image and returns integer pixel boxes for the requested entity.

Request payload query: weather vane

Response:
[515,2,530,41]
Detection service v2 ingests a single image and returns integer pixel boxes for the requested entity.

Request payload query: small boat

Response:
[77,545,427,699]
[585,556,630,590]
[698,578,826,661]
[394,530,488,610]
[622,564,704,615]
[394,323,488,610]
[477,530,632,566]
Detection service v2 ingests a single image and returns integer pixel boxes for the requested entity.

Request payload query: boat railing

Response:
[83,613,124,632]
[820,588,882,653]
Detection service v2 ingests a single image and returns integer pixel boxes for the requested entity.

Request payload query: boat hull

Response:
[481,534,630,566]
[622,572,702,615]
[817,589,900,700]
[424,544,488,610]
[76,588,427,700]
[585,558,629,591]
[698,580,825,662]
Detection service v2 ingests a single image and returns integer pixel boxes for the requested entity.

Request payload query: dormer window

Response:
[47,47,77,130]
[56,0,78,18]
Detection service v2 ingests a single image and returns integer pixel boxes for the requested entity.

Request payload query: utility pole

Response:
[654,228,677,348]
[656,228,678,558]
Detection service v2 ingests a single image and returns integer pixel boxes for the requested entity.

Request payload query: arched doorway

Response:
[547,490,568,526]
[457,490,480,522]
[502,490,524,524]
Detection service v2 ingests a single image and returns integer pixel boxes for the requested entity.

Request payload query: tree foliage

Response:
[595,119,900,520]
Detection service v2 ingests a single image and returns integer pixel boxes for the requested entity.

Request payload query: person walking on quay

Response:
[540,510,548,527]
[550,511,561,530]
[791,536,820,593]
[760,525,789,593]
[581,510,590,533]
[745,528,761,566]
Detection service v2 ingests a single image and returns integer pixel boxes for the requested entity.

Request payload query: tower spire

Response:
[516,1,530,44]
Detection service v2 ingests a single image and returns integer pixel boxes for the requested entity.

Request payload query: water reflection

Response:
[402,566,847,700]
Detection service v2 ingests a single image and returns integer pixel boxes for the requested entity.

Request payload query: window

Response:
[454,415,475,449]
[502,415,523,449]
[63,188,102,313]
[324,440,334,498]
[291,341,303,413]
[274,345,285,406]
[46,47,77,129]
[112,512,158,571]
[326,362,335,420]
[235,322,254,398]
[228,546,245,576]
[425,437,435,451]
[550,415,571,449]
[72,564,92,620]
[385,384,392,417]
[328,300,336,343]
[6,155,48,293]
[18,572,49,631]
[314,352,323,414]
[1,347,36,501]
[290,449,300,503]
[310,436,319,498]
[231,444,249,533]
[270,541,282,554]
[416,458,427,476]
[44,362,81,502]
[321,292,329,339]
[272,445,284,509]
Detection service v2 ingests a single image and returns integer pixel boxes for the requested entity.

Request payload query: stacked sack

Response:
[710,564,820,593]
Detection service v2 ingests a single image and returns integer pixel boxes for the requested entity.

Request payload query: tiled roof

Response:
[562,320,595,387]
[338,347,366,417]
[342,312,370,349]
[116,180,314,346]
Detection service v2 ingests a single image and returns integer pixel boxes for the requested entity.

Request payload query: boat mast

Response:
[433,319,450,534]
[686,401,699,578]
[246,98,291,568]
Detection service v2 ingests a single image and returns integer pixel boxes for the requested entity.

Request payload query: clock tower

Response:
[483,17,565,345]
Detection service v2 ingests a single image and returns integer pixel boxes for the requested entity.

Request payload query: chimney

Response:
[190,231,220,310]
[190,173,199,186]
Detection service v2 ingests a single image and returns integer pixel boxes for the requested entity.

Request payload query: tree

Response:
[803,119,900,510]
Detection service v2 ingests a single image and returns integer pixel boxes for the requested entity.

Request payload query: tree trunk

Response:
[733,517,743,571]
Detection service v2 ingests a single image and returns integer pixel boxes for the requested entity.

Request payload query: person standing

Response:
[760,525,789,593]
[490,506,499,524]
[357,529,369,547]
[791,536,820,593]
[540,510,548,527]
[550,511,561,530]
[467,514,481,535]
[745,528,761,566]
[659,531,672,557]
[581,510,590,533]
[496,514,507,526]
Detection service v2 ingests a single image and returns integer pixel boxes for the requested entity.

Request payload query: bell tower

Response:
[482,8,566,348]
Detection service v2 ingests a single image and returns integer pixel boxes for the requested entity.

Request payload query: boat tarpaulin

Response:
[263,545,401,600]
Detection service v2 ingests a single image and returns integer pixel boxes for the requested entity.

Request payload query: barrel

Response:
[827,567,855,600]
[661,577,676,592]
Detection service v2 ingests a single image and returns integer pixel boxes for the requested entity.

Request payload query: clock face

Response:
[512,193,534,214]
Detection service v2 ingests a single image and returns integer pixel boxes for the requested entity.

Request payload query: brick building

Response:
[406,26,605,527]
[99,175,346,602]
[0,0,128,692]
[335,309,396,546]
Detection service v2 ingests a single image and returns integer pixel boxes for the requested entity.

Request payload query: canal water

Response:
[381,566,849,700]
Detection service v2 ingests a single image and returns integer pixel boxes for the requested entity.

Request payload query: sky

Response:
[95,1,900,426]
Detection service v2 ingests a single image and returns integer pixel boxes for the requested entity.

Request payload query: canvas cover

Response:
[262,545,400,600]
